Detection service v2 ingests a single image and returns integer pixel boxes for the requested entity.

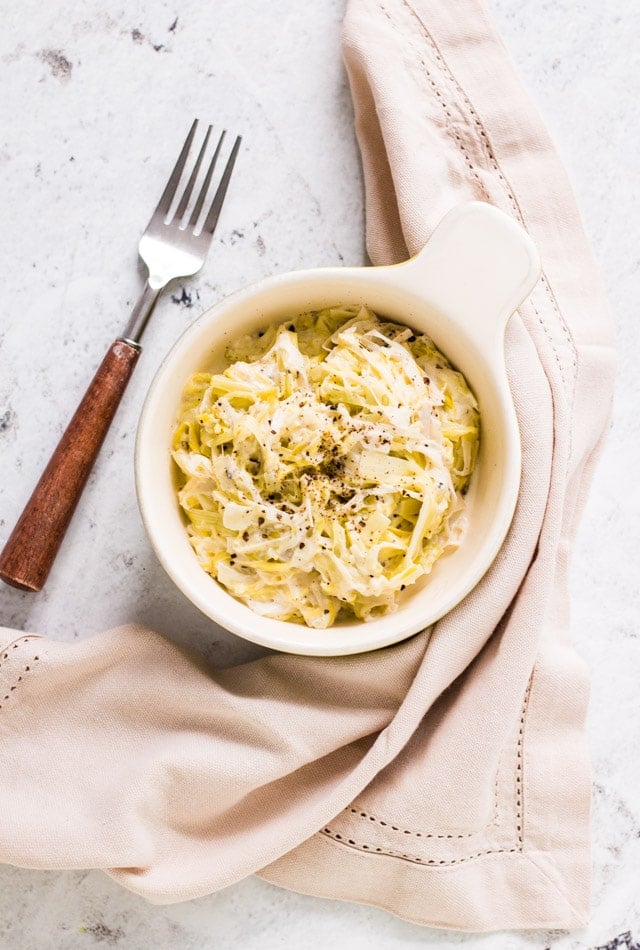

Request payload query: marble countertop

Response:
[0,0,637,947]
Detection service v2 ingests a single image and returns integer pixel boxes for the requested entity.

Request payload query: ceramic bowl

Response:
[135,202,540,656]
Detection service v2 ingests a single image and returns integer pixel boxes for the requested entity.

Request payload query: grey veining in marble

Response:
[0,0,638,947]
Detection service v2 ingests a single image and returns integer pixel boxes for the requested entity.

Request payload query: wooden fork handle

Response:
[0,339,141,592]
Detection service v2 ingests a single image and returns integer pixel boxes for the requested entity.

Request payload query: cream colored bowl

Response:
[135,202,540,656]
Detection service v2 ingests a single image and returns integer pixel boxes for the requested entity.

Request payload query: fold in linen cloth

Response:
[0,0,615,932]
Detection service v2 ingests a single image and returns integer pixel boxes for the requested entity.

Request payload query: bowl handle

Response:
[394,202,541,357]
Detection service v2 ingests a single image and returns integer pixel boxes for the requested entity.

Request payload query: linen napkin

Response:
[0,0,615,932]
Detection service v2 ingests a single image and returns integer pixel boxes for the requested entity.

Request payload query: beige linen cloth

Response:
[0,0,615,933]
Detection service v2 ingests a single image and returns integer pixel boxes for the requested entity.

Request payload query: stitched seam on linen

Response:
[319,831,519,866]
[398,0,578,383]
[377,0,575,397]
[515,680,532,847]
[377,2,489,201]
[322,685,532,864]
[347,744,502,839]
[0,637,39,673]
[0,649,41,710]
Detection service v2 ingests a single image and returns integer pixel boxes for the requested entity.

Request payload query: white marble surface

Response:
[0,1,637,948]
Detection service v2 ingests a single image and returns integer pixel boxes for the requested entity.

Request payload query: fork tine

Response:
[201,135,242,235]
[188,129,226,230]
[175,124,212,224]
[154,118,198,221]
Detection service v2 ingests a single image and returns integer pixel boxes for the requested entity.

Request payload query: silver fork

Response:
[123,120,241,345]
[0,120,241,592]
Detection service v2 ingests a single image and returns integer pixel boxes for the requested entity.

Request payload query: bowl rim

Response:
[135,267,519,655]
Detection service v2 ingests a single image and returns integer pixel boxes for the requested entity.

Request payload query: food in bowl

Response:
[171,306,479,629]
[137,203,540,655]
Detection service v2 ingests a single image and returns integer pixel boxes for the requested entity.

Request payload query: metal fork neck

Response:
[119,281,163,346]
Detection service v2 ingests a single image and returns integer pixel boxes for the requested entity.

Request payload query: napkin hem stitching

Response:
[0,653,40,711]
[398,0,578,381]
[322,682,531,860]
[0,635,41,668]
[345,805,487,840]
[317,828,519,867]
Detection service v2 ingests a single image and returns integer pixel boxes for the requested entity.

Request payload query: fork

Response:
[0,120,241,592]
